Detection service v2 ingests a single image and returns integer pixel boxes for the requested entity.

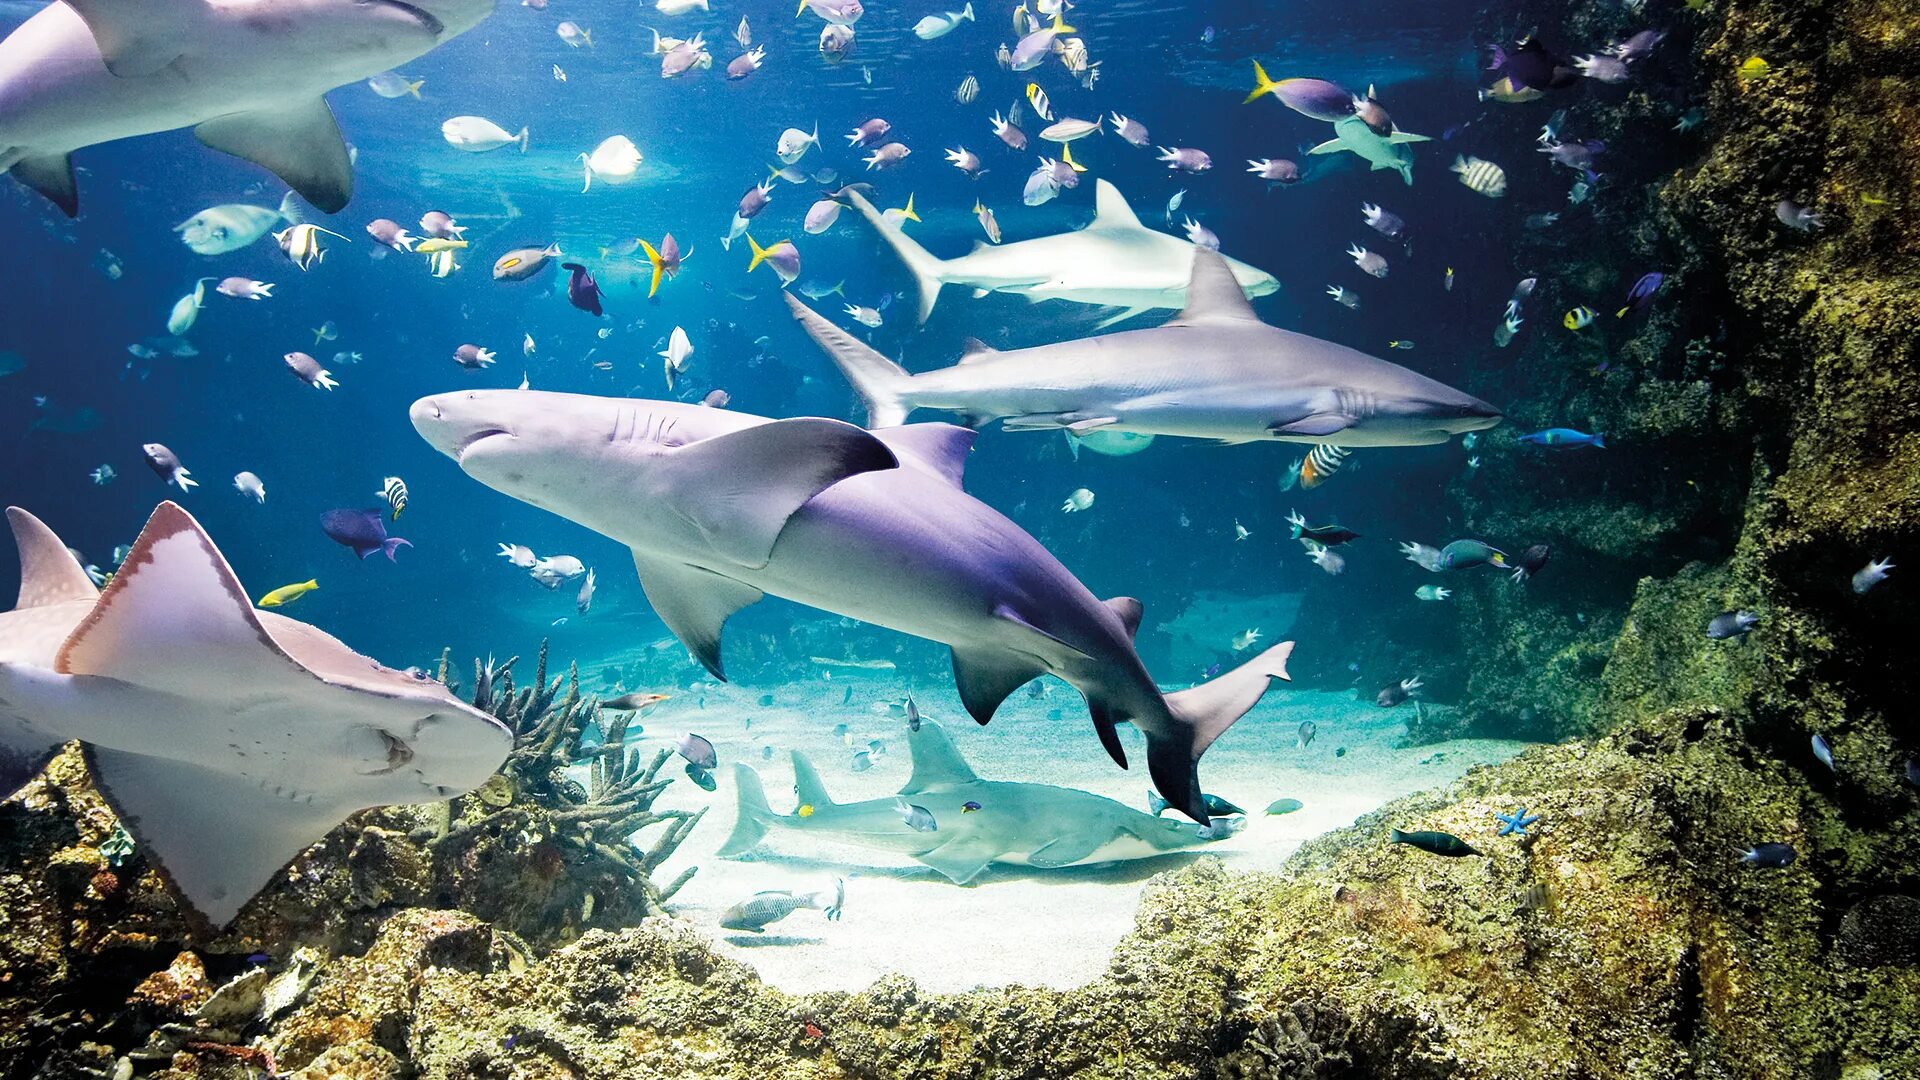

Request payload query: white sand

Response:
[619,670,1531,994]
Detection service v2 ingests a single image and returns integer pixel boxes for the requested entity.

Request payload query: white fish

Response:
[273,224,348,272]
[553,64,567,82]
[556,21,593,47]
[913,3,975,40]
[426,249,459,278]
[582,136,643,192]
[523,333,537,357]
[498,543,538,568]
[233,471,266,503]
[660,326,694,390]
[367,72,423,99]
[441,116,528,153]
[656,0,708,13]
[175,193,301,256]
[844,303,883,327]
[735,15,753,48]
[165,277,216,336]
[1182,217,1219,251]
[1061,487,1094,512]
[777,124,820,164]
[956,74,979,103]
[577,567,597,614]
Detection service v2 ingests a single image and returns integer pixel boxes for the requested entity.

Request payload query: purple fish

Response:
[321,509,411,561]
[561,263,604,316]
[738,179,774,219]
[1610,29,1667,63]
[1247,158,1300,183]
[1156,146,1212,173]
[1487,38,1576,91]
[1540,138,1604,173]
[845,118,891,147]
[1246,67,1355,122]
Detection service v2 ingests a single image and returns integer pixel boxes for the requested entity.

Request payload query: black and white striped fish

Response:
[378,475,409,519]
[1451,155,1508,198]
[955,74,979,104]
[1301,444,1351,489]
[1025,82,1053,122]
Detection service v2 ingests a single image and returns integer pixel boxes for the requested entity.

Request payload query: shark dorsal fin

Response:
[56,503,310,693]
[871,423,975,488]
[1169,249,1261,325]
[900,719,980,794]
[1103,597,1143,639]
[791,749,838,807]
[957,338,996,364]
[6,507,99,609]
[1088,180,1145,231]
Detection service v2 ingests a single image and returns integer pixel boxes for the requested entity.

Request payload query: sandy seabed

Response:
[600,668,1529,994]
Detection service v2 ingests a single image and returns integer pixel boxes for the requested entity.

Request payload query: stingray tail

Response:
[842,187,948,324]
[783,294,913,427]
[1154,641,1295,822]
[718,762,774,856]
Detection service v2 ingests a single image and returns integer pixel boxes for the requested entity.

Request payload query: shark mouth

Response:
[453,428,511,459]
[359,0,445,36]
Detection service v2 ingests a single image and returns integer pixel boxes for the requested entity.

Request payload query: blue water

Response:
[2,0,1562,684]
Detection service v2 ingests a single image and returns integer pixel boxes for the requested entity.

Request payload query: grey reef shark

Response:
[721,718,1240,884]
[0,502,511,927]
[411,392,1295,820]
[0,0,495,216]
[846,178,1280,327]
[788,247,1503,447]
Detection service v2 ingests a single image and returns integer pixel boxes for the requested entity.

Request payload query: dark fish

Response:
[603,692,668,711]
[896,798,937,832]
[1439,539,1509,570]
[1290,519,1361,546]
[1265,798,1303,815]
[701,389,732,408]
[1738,842,1796,868]
[1297,720,1317,749]
[961,800,982,812]
[758,693,775,706]
[905,691,922,731]
[1375,677,1421,708]
[561,262,605,316]
[1488,37,1576,91]
[675,732,717,768]
[319,509,411,562]
[1617,271,1664,317]
[1707,610,1760,640]
[1147,790,1244,817]
[1510,543,1552,582]
[685,763,717,791]
[841,685,853,705]
[1389,828,1479,857]
[1905,759,1919,787]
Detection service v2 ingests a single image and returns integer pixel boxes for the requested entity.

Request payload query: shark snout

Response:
[410,393,512,460]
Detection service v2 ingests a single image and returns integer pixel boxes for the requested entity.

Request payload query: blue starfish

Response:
[1495,806,1540,837]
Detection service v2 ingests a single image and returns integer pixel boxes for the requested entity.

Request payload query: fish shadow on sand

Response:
[723,933,827,948]
[718,848,1213,887]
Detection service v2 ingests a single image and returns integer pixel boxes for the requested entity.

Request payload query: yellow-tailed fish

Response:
[1564,305,1597,330]
[415,237,470,254]
[1062,142,1085,173]
[1445,267,1455,291]
[258,579,319,607]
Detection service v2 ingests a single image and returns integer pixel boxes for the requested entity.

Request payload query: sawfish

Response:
[0,0,495,215]
[0,503,512,926]
[788,247,1502,447]
[847,178,1279,326]
[411,393,1294,820]
[720,718,1239,884]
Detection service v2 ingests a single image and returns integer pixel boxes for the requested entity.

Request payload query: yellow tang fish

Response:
[1737,56,1771,81]
[797,804,815,818]
[1564,305,1598,330]
[258,579,318,607]
[416,237,470,254]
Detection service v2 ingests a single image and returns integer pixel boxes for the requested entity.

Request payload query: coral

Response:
[1834,896,1920,968]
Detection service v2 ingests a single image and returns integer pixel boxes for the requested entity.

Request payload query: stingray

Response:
[0,502,512,927]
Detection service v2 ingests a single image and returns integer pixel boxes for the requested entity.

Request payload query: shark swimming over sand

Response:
[0,0,496,216]
[1307,115,1431,185]
[789,248,1502,446]
[411,392,1294,820]
[0,503,512,927]
[847,179,1279,326]
[719,718,1239,883]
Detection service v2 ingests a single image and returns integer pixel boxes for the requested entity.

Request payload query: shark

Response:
[787,248,1502,447]
[0,0,496,216]
[0,503,512,927]
[846,178,1280,326]
[411,392,1294,820]
[719,718,1238,883]
[1307,115,1431,185]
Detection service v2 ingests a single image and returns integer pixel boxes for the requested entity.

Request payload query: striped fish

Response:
[378,475,409,519]
[1451,155,1508,198]
[955,73,979,103]
[1026,82,1053,122]
[1300,444,1351,489]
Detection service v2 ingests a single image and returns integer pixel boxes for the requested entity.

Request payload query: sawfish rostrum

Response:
[0,0,495,215]
[721,719,1235,882]
[0,503,511,926]
[411,391,1295,820]
[790,248,1502,447]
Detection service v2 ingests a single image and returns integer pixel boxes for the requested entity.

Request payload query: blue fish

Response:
[1738,842,1796,868]
[319,509,412,561]
[1617,271,1665,317]
[1518,428,1605,449]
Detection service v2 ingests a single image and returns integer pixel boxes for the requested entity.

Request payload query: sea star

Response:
[1495,806,1540,837]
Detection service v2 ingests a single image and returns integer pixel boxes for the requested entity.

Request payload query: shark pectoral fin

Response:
[1066,417,1120,435]
[718,762,774,857]
[1091,306,1152,330]
[194,100,353,215]
[1026,830,1108,868]
[1088,179,1146,230]
[1388,131,1433,144]
[62,0,189,76]
[950,645,1048,725]
[900,719,980,793]
[55,503,310,696]
[1271,413,1355,437]
[999,415,1070,432]
[12,154,78,217]
[1171,248,1261,324]
[870,424,975,487]
[7,507,99,608]
[88,748,347,927]
[1088,700,1128,768]
[667,418,898,568]
[631,554,763,680]
[1306,138,1344,156]
[916,833,1001,884]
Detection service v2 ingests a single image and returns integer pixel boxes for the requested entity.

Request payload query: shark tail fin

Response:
[842,188,947,324]
[1154,641,1294,822]
[791,749,837,808]
[783,293,913,427]
[718,762,774,856]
